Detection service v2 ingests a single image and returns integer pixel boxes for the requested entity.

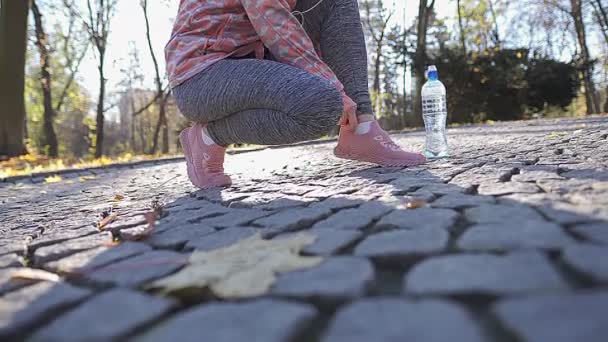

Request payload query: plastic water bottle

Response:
[421,65,449,158]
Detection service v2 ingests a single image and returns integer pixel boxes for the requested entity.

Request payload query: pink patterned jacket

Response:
[165,0,357,114]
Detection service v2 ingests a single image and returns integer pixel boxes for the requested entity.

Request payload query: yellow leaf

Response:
[79,175,96,182]
[114,194,125,201]
[11,268,61,282]
[148,233,322,299]
[547,132,566,139]
[44,175,62,183]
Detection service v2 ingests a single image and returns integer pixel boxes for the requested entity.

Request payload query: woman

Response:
[166,0,426,189]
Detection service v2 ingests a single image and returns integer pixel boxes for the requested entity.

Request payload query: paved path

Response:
[1,117,608,342]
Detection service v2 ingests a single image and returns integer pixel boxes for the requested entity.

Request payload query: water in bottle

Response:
[421,65,449,158]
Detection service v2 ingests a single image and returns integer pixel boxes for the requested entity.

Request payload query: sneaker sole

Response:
[333,146,426,167]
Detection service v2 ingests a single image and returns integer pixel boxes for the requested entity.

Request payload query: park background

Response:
[0,0,606,171]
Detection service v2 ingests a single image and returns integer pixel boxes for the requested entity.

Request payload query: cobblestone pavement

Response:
[1,117,608,342]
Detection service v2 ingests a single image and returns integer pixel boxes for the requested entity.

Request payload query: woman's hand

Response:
[338,93,358,131]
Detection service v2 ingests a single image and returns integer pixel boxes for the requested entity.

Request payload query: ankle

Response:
[201,126,217,146]
[357,114,375,123]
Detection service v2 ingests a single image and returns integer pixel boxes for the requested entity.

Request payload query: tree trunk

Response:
[161,96,169,154]
[457,0,466,54]
[373,38,383,115]
[571,0,599,114]
[142,0,168,154]
[0,0,29,157]
[31,0,58,157]
[94,51,106,158]
[590,0,608,46]
[413,0,435,126]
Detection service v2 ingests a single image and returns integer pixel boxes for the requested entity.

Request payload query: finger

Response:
[348,112,358,131]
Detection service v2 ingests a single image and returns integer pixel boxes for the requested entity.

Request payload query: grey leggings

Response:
[173,0,371,146]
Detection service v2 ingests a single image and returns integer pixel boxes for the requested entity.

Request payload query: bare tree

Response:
[570,0,599,114]
[56,1,90,113]
[589,0,608,112]
[65,0,118,157]
[413,0,436,126]
[590,0,608,45]
[31,0,58,157]
[362,0,394,116]
[141,0,169,154]
[0,0,29,157]
[457,0,467,54]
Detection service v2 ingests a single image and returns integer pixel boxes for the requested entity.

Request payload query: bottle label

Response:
[422,96,446,115]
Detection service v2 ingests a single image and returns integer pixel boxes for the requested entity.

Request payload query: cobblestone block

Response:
[146,224,216,249]
[464,204,545,224]
[431,193,495,209]
[83,250,186,287]
[323,298,485,342]
[272,257,374,301]
[494,291,608,342]
[311,202,391,231]
[457,221,576,251]
[0,282,91,338]
[537,202,598,225]
[477,181,540,195]
[571,222,608,244]
[303,229,362,255]
[44,242,151,274]
[562,244,608,282]
[404,252,568,295]
[28,289,175,342]
[354,228,448,260]
[255,206,333,237]
[32,233,113,265]
[199,209,270,228]
[376,208,459,231]
[133,299,316,342]
[185,227,257,251]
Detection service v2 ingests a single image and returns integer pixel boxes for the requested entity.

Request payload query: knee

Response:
[296,83,343,140]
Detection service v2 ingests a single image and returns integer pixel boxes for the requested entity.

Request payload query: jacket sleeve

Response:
[239,0,357,113]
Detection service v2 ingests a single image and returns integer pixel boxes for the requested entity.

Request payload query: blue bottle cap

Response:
[426,65,438,81]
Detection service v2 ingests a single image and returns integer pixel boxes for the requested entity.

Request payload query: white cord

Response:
[292,0,326,25]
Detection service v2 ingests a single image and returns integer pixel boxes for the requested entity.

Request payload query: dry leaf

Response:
[121,211,157,241]
[44,175,62,183]
[79,175,96,182]
[405,198,428,209]
[98,212,118,230]
[114,194,125,201]
[148,233,322,299]
[11,268,61,282]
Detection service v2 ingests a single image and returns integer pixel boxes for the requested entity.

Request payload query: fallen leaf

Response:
[121,211,157,241]
[547,132,567,139]
[148,233,322,299]
[113,194,125,201]
[98,212,118,230]
[405,198,428,209]
[10,268,61,282]
[44,175,62,183]
[79,175,96,182]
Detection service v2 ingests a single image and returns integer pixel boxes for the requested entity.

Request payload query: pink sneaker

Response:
[179,123,231,189]
[334,121,426,167]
